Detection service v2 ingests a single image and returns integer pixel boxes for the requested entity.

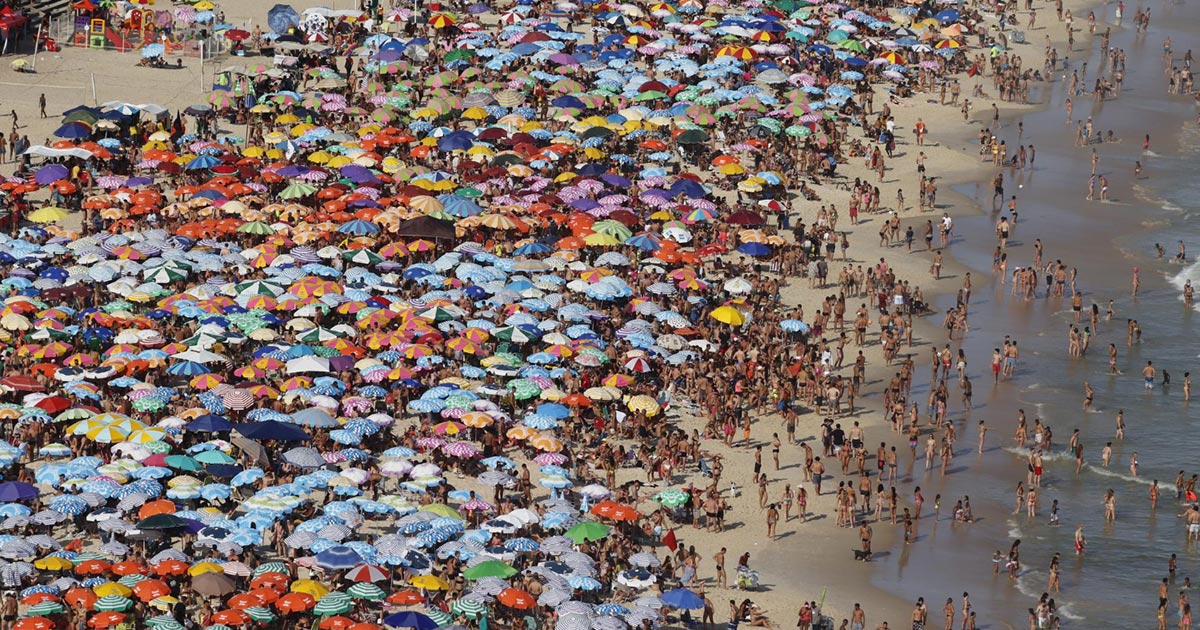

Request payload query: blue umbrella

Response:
[186,415,232,432]
[267,4,300,33]
[660,588,704,609]
[53,123,90,139]
[935,9,960,23]
[34,164,69,185]
[315,545,363,570]
[184,155,220,170]
[0,482,38,502]
[384,611,439,630]
[337,219,380,235]
[233,421,311,441]
[736,242,772,257]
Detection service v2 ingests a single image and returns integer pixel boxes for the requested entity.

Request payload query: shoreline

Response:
[861,0,1200,627]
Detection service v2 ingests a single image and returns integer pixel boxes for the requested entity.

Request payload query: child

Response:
[1049,499,1060,525]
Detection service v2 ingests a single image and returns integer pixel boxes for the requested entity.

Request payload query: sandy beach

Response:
[0,0,1187,627]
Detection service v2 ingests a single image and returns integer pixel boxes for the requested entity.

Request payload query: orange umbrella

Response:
[138,499,176,519]
[248,588,280,604]
[386,590,425,605]
[131,579,170,602]
[319,616,356,630]
[15,618,54,630]
[250,572,290,591]
[65,588,98,609]
[20,593,59,606]
[74,560,111,576]
[211,610,250,626]
[275,592,314,614]
[497,588,536,609]
[152,559,189,577]
[87,613,126,629]
[111,561,148,576]
[227,593,262,610]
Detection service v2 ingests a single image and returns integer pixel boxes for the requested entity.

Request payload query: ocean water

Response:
[865,2,1200,628]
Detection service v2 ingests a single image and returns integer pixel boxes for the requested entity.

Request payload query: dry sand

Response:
[0,0,1106,625]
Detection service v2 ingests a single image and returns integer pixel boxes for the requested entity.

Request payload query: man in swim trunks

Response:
[1143,361,1156,389]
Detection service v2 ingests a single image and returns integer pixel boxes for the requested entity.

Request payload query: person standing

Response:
[38,94,46,119]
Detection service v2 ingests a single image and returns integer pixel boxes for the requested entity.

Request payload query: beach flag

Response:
[662,529,678,551]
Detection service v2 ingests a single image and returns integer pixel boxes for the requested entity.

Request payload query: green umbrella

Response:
[278,182,318,199]
[676,129,708,144]
[313,593,353,616]
[194,450,235,465]
[425,610,454,626]
[117,574,148,587]
[132,398,166,413]
[785,125,813,137]
[164,455,202,471]
[506,378,541,400]
[237,221,276,235]
[654,488,690,508]
[633,90,667,102]
[54,408,93,423]
[94,595,133,612]
[451,599,489,618]
[24,602,66,616]
[253,562,289,576]
[462,560,518,580]
[245,607,277,623]
[145,615,179,628]
[144,441,173,454]
[347,583,386,600]
[565,521,611,543]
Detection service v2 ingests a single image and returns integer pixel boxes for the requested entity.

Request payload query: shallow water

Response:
[868,2,1200,627]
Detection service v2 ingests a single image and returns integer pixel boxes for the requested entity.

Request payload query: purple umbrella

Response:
[34,164,69,185]
[340,165,378,184]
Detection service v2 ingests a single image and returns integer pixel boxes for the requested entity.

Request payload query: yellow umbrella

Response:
[409,575,450,591]
[420,504,463,520]
[290,579,331,599]
[275,113,300,124]
[93,582,133,598]
[85,425,129,443]
[583,232,620,247]
[462,107,489,120]
[28,206,69,223]
[626,394,661,417]
[187,561,224,576]
[35,557,73,571]
[709,305,747,325]
[717,163,746,175]
[126,428,167,444]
